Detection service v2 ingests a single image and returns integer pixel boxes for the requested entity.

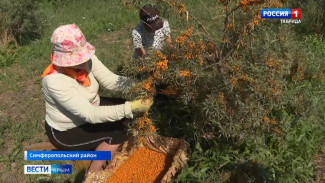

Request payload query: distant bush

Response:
[0,0,43,47]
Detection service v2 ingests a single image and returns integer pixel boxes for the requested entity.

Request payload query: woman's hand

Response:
[130,98,153,116]
[135,47,147,58]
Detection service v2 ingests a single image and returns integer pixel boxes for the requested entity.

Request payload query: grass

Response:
[0,0,140,182]
[0,0,324,182]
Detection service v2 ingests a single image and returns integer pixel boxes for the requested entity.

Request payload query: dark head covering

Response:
[140,4,163,32]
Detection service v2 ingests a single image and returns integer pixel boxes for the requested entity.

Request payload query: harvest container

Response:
[84,134,189,183]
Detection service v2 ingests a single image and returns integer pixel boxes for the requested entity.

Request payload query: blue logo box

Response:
[261,9,291,19]
[25,151,111,161]
[51,165,72,174]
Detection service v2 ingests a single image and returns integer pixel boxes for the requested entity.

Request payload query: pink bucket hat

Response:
[51,24,95,67]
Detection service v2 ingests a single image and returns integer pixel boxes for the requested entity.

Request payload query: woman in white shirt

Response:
[41,24,153,172]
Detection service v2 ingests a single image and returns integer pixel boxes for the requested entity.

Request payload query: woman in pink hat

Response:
[41,24,153,172]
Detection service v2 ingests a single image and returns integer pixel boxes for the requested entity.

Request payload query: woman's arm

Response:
[163,19,171,41]
[166,35,172,43]
[90,55,133,92]
[132,28,147,58]
[44,75,133,123]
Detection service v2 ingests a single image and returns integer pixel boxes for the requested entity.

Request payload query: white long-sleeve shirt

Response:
[42,55,133,131]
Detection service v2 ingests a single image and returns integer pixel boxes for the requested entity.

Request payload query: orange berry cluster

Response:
[156,51,169,71]
[141,51,169,95]
[178,70,190,77]
[138,114,156,133]
[176,27,193,45]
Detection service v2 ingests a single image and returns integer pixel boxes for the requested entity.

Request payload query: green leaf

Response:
[195,142,203,153]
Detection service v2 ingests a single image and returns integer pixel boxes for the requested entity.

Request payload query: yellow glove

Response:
[131,98,153,114]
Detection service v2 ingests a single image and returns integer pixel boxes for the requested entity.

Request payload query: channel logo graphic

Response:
[24,165,72,174]
[261,9,301,19]
[261,9,301,24]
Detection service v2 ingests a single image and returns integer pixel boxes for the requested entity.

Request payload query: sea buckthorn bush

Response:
[121,0,324,182]
[124,0,298,141]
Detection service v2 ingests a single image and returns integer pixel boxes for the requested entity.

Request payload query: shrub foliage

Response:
[122,0,325,182]
[0,0,42,47]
